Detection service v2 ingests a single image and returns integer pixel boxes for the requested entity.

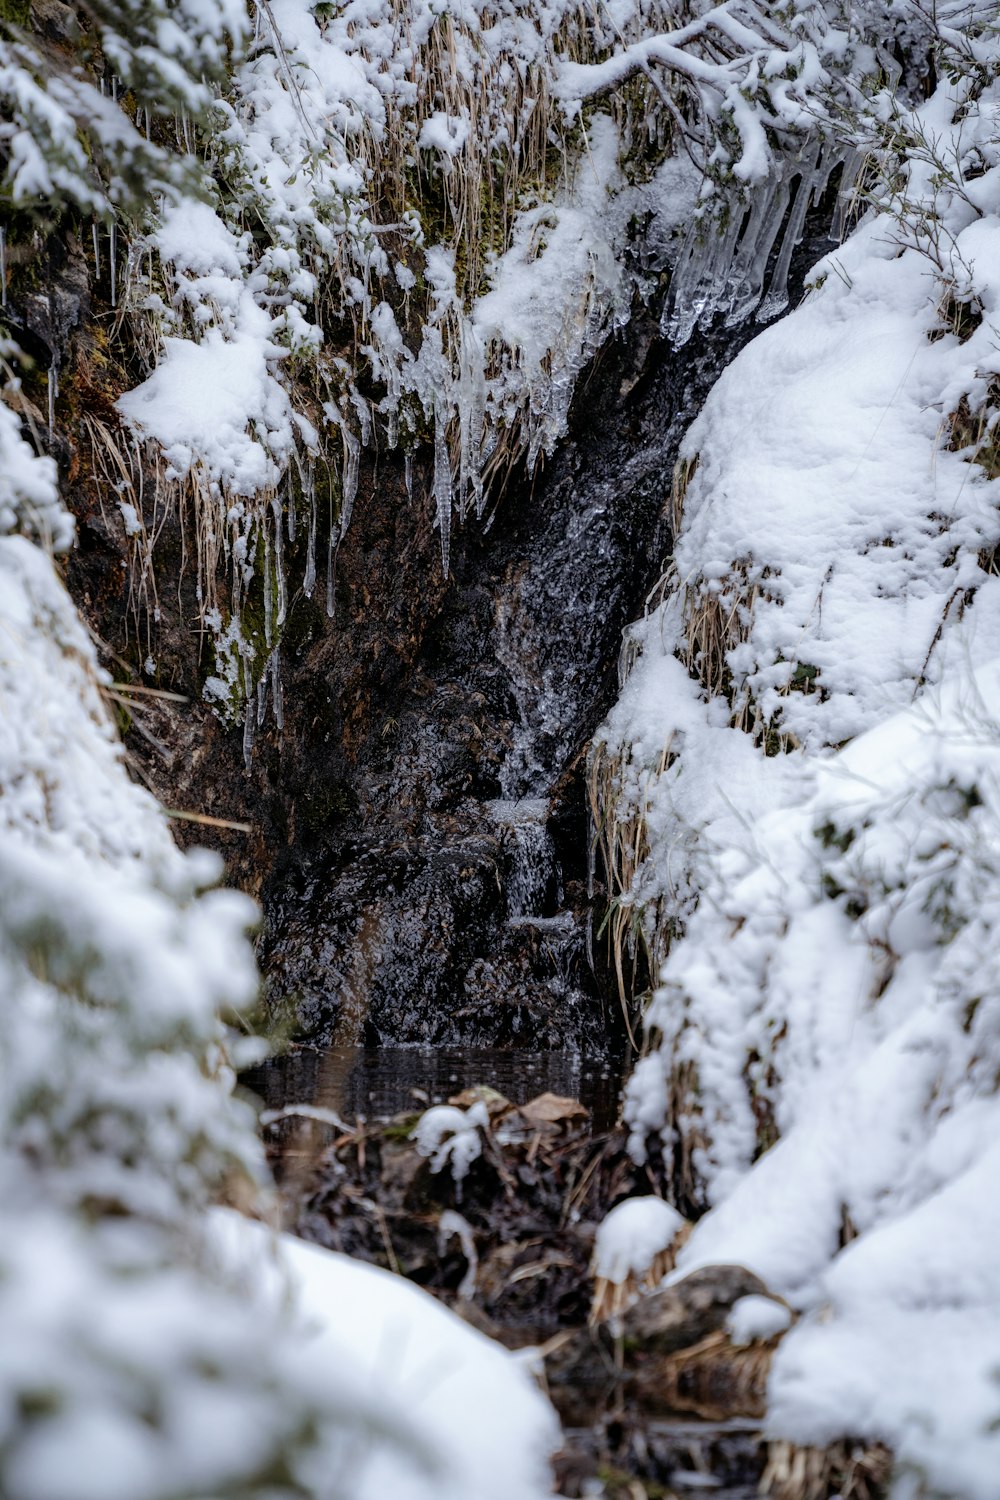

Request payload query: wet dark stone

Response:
[625,1265,772,1354]
[57,195,840,1055]
[256,298,762,1048]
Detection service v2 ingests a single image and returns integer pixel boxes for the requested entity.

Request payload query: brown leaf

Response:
[519,1092,589,1126]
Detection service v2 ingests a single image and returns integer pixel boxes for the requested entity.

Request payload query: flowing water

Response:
[248,200,844,1500]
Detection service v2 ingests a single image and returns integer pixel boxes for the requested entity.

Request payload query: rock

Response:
[544,1265,778,1425]
[624,1264,771,1355]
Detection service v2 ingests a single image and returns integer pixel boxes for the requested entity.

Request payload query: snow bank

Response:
[211,1211,560,1500]
[597,58,1000,1498]
[0,403,557,1496]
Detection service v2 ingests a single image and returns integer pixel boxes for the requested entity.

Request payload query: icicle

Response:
[242,701,255,768]
[340,426,360,538]
[256,671,267,727]
[263,526,273,648]
[272,496,287,627]
[109,222,117,308]
[47,361,58,435]
[326,528,335,618]
[0,226,6,308]
[326,476,336,618]
[832,147,865,242]
[303,466,317,598]
[270,647,284,731]
[91,221,101,280]
[404,451,413,502]
[724,177,790,327]
[433,401,452,577]
[758,140,821,323]
[457,324,486,522]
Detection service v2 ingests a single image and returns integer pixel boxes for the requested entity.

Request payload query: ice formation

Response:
[96,0,870,746]
[412,1100,490,1183]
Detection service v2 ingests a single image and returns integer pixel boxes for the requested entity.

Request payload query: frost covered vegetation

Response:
[593,3,1000,1492]
[3,0,893,738]
[6,0,1000,1495]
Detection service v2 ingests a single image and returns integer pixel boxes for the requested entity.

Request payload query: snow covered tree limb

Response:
[0,1,247,216]
[555,0,850,184]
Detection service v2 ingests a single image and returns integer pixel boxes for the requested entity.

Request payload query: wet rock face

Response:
[48,200,833,1049]
[257,302,755,1047]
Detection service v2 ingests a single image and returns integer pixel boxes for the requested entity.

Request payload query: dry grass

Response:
[589,1220,692,1325]
[653,1327,773,1420]
[587,738,667,1041]
[761,1439,893,1500]
[948,380,1000,482]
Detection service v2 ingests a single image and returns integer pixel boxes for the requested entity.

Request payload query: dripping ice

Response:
[663,142,856,347]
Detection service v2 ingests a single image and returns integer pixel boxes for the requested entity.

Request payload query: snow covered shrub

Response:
[592,11,1000,1490]
[0,0,245,214]
[0,377,449,1496]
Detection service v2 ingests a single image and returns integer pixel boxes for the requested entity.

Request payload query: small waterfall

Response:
[486,798,558,921]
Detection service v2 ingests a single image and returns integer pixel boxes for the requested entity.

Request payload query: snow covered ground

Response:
[598,60,1000,1499]
[210,1210,559,1500]
[0,383,558,1498]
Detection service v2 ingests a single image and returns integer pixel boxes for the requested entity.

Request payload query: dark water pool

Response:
[241,1044,629,1132]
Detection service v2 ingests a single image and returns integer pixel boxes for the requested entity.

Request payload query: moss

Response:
[595,1463,670,1498]
[297,781,358,836]
[380,1114,422,1142]
[0,0,30,27]
[790,661,819,689]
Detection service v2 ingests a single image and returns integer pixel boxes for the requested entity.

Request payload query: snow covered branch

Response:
[556,0,840,184]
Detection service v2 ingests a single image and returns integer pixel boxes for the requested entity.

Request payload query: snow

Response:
[412,1100,489,1182]
[0,443,558,1495]
[0,365,71,550]
[597,54,1000,1500]
[592,1195,686,1284]
[210,1210,560,1500]
[727,1295,792,1346]
[119,322,294,496]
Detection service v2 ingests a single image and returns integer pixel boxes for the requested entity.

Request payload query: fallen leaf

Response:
[519,1092,589,1126]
